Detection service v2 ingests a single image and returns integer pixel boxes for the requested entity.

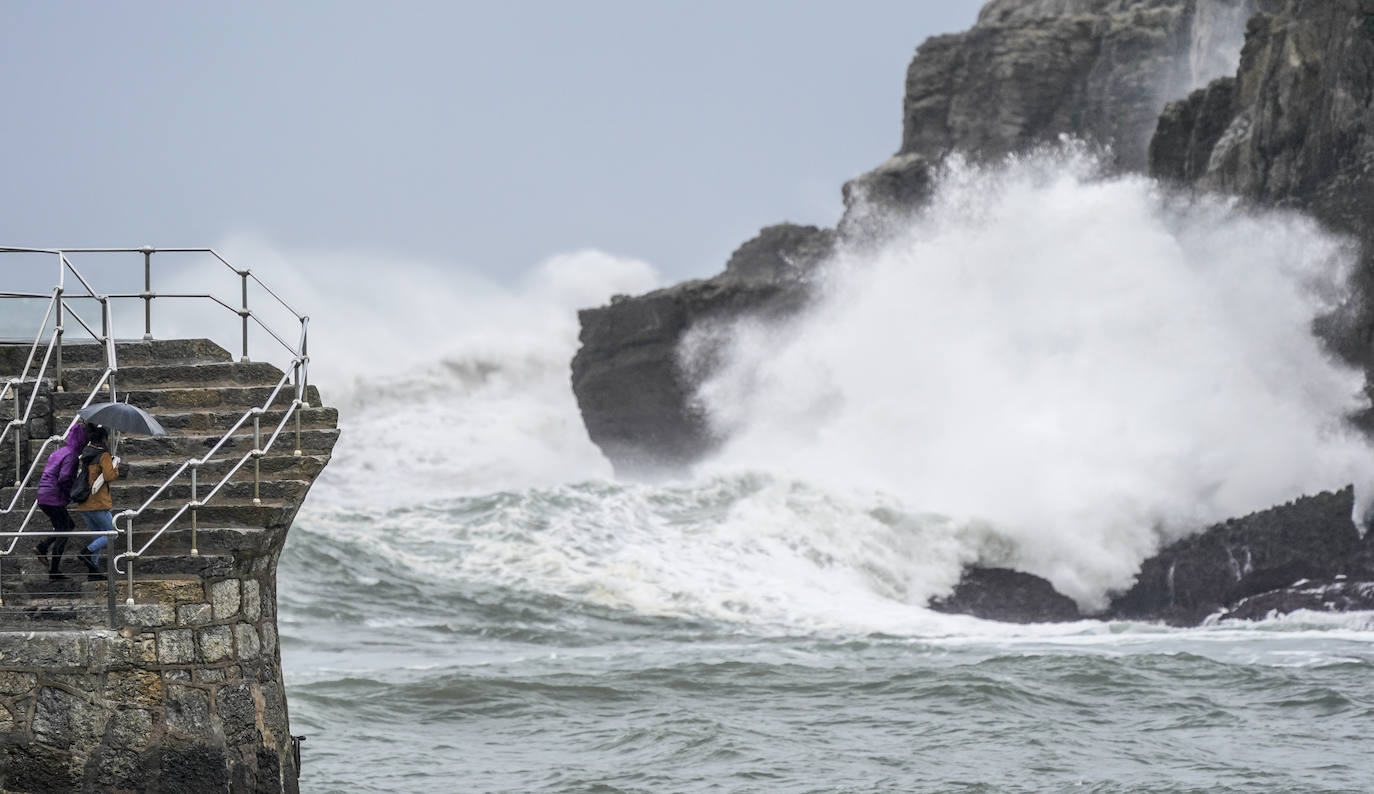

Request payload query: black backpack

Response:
[68,450,99,505]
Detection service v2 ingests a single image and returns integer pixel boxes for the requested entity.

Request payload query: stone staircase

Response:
[0,338,338,630]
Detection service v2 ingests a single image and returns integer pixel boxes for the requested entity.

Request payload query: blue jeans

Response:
[80,510,115,565]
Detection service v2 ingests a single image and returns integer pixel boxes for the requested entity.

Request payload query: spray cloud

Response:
[687,148,1371,608]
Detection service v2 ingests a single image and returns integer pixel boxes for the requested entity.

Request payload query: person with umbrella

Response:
[70,402,162,577]
[73,424,122,578]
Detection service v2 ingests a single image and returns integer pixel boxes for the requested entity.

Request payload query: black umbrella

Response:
[77,402,167,436]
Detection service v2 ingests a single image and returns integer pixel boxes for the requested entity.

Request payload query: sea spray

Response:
[685,148,1372,609]
[152,239,661,500]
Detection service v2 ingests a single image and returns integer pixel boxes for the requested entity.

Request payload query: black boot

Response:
[78,547,99,579]
[48,553,68,582]
[48,537,69,582]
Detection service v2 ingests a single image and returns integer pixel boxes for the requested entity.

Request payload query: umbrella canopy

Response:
[77,402,167,436]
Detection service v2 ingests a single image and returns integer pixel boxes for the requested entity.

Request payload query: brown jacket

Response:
[72,447,120,512]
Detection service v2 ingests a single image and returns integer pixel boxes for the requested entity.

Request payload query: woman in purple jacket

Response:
[34,422,87,581]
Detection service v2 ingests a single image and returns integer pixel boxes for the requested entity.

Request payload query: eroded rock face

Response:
[930,488,1372,626]
[929,568,1082,623]
[1151,0,1374,370]
[570,224,833,473]
[839,0,1272,229]
[1108,488,1365,625]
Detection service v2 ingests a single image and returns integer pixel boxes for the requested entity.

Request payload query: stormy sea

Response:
[278,153,1374,793]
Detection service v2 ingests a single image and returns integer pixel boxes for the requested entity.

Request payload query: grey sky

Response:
[2,1,982,284]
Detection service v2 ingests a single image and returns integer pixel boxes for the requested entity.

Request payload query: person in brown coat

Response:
[73,424,121,578]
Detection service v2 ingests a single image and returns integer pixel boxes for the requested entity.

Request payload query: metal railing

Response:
[0,247,311,626]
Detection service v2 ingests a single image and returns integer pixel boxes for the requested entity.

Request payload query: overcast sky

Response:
[3,1,983,284]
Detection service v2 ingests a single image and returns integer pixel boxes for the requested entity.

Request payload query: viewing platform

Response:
[0,248,335,793]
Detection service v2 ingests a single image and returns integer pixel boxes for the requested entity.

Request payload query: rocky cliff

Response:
[570,0,1374,623]
[574,0,1279,472]
[1151,0,1374,371]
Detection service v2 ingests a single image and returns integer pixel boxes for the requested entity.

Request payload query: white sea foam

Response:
[272,148,1372,632]
[687,148,1371,610]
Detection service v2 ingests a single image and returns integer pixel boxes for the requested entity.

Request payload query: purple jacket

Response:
[36,423,88,506]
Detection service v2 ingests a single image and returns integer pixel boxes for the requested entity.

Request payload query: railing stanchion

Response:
[141,246,155,341]
[300,318,310,406]
[107,529,118,626]
[124,517,134,606]
[11,380,21,486]
[293,360,303,457]
[240,270,251,362]
[190,463,199,556]
[54,287,64,392]
[253,411,262,505]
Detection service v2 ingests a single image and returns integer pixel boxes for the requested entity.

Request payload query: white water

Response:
[272,148,1374,632]
[686,149,1371,609]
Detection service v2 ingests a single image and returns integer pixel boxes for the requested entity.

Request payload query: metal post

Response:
[123,517,134,606]
[54,287,64,392]
[293,360,303,457]
[253,411,262,505]
[101,297,114,398]
[11,385,20,487]
[190,463,199,556]
[106,528,118,626]
[300,319,309,406]
[240,271,250,362]
[141,246,155,340]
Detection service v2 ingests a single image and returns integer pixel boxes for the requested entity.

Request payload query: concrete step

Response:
[1,551,234,583]
[1,478,313,513]
[121,452,331,483]
[0,338,234,372]
[52,383,323,411]
[0,501,296,534]
[110,427,339,458]
[120,499,298,531]
[60,360,290,392]
[0,603,111,629]
[0,581,216,631]
[145,406,338,433]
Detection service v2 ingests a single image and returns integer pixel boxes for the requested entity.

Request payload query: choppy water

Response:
[276,151,1374,792]
[280,498,1374,793]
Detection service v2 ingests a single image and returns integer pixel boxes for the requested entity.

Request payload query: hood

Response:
[64,422,87,453]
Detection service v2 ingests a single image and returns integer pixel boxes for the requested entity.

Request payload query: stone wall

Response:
[0,574,293,793]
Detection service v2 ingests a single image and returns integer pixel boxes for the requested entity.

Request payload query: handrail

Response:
[0,246,313,620]
[113,367,301,570]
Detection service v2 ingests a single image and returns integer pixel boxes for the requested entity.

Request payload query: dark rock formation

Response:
[929,567,1082,623]
[1106,487,1364,624]
[1150,0,1374,371]
[1220,577,1374,620]
[571,224,833,473]
[930,487,1372,626]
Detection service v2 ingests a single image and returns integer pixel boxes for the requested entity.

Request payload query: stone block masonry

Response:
[0,573,295,793]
